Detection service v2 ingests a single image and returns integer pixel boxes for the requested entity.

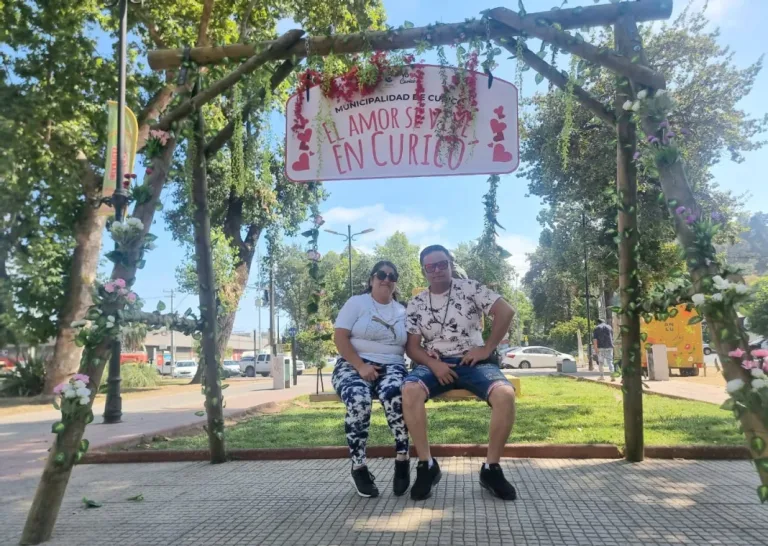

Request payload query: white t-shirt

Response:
[406,279,500,357]
[334,294,407,365]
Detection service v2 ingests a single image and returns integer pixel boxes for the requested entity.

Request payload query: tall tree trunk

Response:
[21,144,176,545]
[615,18,644,463]
[190,99,226,462]
[604,287,614,325]
[45,158,107,393]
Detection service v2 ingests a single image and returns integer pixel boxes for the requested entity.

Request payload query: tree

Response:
[374,232,424,300]
[272,243,315,330]
[722,213,768,276]
[745,277,768,337]
[549,317,588,354]
[119,323,147,352]
[519,4,765,332]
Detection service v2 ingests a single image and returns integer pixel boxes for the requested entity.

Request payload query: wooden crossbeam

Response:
[498,37,615,128]
[489,7,666,90]
[147,1,674,71]
[152,30,304,133]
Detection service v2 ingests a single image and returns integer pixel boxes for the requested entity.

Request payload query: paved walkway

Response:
[0,376,317,481]
[564,370,728,405]
[1,457,763,545]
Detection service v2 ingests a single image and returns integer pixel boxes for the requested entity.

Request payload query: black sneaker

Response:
[393,459,410,496]
[410,458,441,501]
[350,466,379,498]
[479,464,517,501]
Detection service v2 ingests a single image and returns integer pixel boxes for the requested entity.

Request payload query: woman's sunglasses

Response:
[374,270,398,282]
[424,260,450,274]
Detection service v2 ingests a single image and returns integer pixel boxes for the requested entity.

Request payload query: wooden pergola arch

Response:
[21,1,768,544]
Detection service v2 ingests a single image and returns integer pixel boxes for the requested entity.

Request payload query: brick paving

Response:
[1,457,764,545]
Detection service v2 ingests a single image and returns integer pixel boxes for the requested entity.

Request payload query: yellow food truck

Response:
[641,304,705,377]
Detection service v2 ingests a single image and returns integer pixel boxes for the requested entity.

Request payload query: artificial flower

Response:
[691,293,706,306]
[726,378,745,393]
[728,348,745,359]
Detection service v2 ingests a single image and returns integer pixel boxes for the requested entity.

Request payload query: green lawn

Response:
[147,376,741,450]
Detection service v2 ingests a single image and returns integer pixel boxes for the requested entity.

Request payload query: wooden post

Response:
[191,84,226,464]
[614,17,644,462]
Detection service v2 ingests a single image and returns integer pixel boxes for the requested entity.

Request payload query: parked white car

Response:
[502,346,575,369]
[295,360,305,375]
[222,360,242,378]
[240,354,272,377]
[172,360,198,378]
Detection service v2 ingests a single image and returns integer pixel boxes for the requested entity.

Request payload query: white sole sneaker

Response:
[349,476,379,498]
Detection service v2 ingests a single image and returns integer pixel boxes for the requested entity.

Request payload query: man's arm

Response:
[461,298,515,365]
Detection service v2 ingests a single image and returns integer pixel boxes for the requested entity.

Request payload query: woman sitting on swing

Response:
[332,261,410,498]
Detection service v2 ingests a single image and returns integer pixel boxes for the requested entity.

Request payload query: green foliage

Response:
[721,213,768,276]
[519,6,765,332]
[0,356,47,397]
[295,329,334,367]
[549,317,589,354]
[745,277,768,337]
[374,232,425,300]
[119,323,148,352]
[99,364,159,391]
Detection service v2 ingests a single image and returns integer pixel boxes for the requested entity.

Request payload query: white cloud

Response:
[497,234,538,277]
[322,204,447,248]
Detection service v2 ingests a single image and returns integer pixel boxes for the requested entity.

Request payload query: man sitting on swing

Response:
[402,244,518,501]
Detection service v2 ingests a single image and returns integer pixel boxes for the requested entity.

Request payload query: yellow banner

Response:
[100,101,139,215]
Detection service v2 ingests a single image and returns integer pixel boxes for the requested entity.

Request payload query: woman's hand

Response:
[355,361,382,382]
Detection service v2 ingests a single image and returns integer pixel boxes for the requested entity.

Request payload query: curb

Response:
[558,373,722,405]
[81,443,750,464]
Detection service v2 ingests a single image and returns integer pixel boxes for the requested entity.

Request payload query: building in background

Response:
[143,330,271,362]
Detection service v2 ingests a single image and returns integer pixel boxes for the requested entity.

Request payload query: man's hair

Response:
[419,244,453,266]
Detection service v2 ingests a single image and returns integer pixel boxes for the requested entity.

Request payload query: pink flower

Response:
[313,215,325,227]
[73,374,90,384]
[658,120,669,129]
[742,360,758,370]
[114,278,126,288]
[633,151,641,160]
[685,214,697,225]
[126,292,137,304]
[146,168,153,175]
[104,282,116,293]
[752,349,768,358]
[53,383,67,395]
[150,129,170,145]
[118,288,128,296]
[675,206,687,215]
[728,348,745,359]
[764,362,768,373]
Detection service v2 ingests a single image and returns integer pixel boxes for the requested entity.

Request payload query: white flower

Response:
[726,378,745,393]
[631,101,641,112]
[712,293,724,302]
[751,368,766,379]
[623,100,633,111]
[637,89,648,100]
[656,89,667,96]
[691,293,706,306]
[64,388,77,399]
[751,379,768,391]
[712,275,731,291]
[79,397,90,406]
[733,283,749,295]
[111,221,123,231]
[126,217,144,230]
[73,380,86,390]
[76,387,91,398]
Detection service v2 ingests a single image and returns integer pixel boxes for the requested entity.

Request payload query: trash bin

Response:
[561,359,577,373]
[271,355,285,390]
[284,357,292,389]
[647,344,670,381]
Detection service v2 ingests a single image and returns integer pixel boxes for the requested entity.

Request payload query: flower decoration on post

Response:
[145,129,171,160]
[50,374,94,465]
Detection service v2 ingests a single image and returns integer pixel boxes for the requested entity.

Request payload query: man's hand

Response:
[355,362,381,382]
[428,360,458,386]
[460,346,492,366]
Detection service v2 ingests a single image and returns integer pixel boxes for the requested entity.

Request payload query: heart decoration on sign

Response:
[492,144,513,163]
[490,119,507,134]
[292,153,310,172]
[493,133,505,143]
[494,105,505,119]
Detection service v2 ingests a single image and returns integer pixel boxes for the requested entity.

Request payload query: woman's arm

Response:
[334,328,381,381]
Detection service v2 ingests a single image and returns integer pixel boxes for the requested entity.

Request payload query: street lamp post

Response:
[103,0,143,424]
[325,225,375,297]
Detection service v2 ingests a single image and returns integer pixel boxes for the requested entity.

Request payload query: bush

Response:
[0,356,47,397]
[100,363,159,391]
[549,317,589,354]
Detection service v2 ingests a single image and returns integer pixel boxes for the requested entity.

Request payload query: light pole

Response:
[103,0,143,424]
[325,225,375,297]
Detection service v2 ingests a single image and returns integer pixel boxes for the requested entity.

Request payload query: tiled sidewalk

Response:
[2,457,763,545]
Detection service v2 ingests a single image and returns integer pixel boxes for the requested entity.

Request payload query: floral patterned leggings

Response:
[331,360,409,467]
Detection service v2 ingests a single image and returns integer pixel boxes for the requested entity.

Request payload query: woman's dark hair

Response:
[364,260,399,300]
[419,244,454,266]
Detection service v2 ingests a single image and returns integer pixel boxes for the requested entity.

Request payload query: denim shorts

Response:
[403,357,513,403]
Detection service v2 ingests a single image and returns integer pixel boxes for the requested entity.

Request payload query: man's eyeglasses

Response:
[374,270,398,282]
[424,260,450,274]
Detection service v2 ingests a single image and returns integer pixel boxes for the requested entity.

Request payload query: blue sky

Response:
[125,0,767,336]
